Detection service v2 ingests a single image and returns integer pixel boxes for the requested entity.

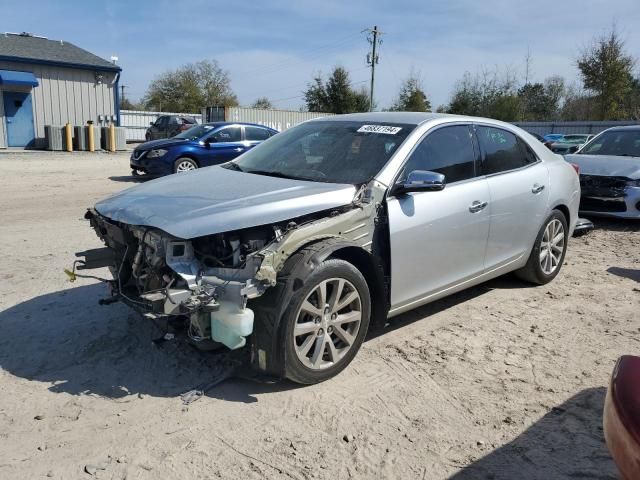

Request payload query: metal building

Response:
[0,32,121,149]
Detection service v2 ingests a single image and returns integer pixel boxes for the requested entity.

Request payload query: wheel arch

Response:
[551,203,571,226]
[249,237,387,377]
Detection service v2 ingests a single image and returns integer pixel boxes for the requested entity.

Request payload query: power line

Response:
[232,32,362,79]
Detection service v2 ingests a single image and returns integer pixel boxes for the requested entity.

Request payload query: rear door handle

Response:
[532,183,545,194]
[469,200,488,213]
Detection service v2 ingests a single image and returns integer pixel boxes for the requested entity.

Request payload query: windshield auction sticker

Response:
[357,125,402,135]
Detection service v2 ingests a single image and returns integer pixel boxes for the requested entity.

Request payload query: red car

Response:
[603,355,640,480]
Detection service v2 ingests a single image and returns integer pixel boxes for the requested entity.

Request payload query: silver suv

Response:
[76,113,580,384]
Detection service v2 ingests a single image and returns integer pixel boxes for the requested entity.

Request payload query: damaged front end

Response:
[77,209,282,351]
[74,183,381,362]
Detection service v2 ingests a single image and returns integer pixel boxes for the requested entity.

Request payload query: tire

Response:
[174,157,198,173]
[515,210,568,285]
[279,258,371,384]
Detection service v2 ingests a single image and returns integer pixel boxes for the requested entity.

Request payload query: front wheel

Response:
[515,210,568,285]
[174,157,198,173]
[281,259,371,384]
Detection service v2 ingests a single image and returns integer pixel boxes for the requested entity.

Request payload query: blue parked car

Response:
[130,122,278,176]
[543,133,565,142]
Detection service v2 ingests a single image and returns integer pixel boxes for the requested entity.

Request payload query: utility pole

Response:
[120,85,127,107]
[364,26,382,111]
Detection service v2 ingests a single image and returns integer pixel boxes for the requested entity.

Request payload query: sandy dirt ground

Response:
[0,152,638,480]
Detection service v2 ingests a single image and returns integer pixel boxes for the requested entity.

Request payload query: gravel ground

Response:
[0,152,638,480]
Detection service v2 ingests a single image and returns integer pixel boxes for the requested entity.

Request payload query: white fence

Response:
[120,110,202,142]
[222,107,333,131]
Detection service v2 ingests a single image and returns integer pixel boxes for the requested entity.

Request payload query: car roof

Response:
[202,122,276,129]
[602,125,640,132]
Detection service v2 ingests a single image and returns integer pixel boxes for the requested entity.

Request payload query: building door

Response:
[3,91,35,147]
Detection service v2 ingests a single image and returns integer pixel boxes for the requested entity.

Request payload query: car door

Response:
[244,126,272,151]
[475,125,549,269]
[387,124,491,310]
[150,116,168,139]
[167,116,180,137]
[200,125,244,166]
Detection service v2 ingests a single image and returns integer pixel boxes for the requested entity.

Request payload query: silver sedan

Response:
[77,112,580,384]
[566,126,640,218]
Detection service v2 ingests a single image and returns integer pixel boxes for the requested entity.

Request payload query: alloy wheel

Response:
[539,218,565,275]
[293,278,362,370]
[176,160,196,172]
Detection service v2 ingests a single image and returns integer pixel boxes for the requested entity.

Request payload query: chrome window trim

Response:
[386,121,482,192]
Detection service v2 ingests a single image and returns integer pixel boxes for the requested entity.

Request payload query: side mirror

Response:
[149,121,154,126]
[393,170,446,195]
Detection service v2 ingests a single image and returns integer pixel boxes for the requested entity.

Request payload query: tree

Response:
[577,27,635,120]
[120,97,142,110]
[142,60,238,113]
[445,68,520,120]
[518,77,566,121]
[251,97,273,109]
[303,67,369,113]
[389,74,431,112]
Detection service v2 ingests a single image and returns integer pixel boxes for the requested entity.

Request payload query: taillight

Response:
[570,163,580,175]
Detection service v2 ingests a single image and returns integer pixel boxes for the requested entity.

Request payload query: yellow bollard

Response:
[87,123,95,152]
[108,123,116,152]
[65,123,73,152]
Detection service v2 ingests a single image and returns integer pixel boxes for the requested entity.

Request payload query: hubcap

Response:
[539,218,565,275]
[176,160,196,172]
[293,278,362,370]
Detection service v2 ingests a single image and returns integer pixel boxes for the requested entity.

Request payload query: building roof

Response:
[0,32,121,72]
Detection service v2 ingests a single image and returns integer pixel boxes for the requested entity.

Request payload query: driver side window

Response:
[402,125,477,183]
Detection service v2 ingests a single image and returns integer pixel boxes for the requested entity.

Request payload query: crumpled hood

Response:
[135,138,191,151]
[565,154,640,179]
[95,165,357,239]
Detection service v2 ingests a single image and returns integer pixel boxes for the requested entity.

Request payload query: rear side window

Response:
[477,126,535,174]
[245,126,271,141]
[402,125,476,183]
[212,126,241,142]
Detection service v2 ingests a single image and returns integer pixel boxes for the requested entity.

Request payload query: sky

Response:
[2,0,639,111]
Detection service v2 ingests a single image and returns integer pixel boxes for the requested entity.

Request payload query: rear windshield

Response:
[580,130,640,157]
[230,121,416,184]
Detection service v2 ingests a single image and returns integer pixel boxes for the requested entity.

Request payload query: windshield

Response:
[174,124,215,140]
[579,129,640,157]
[228,121,415,184]
[561,135,590,143]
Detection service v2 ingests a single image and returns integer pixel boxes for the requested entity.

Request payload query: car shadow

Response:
[591,217,640,232]
[607,266,640,283]
[0,283,299,403]
[449,387,617,480]
[0,274,548,404]
[108,175,151,183]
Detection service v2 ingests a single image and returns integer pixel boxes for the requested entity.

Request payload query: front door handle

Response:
[532,183,545,194]
[234,147,244,152]
[469,200,488,213]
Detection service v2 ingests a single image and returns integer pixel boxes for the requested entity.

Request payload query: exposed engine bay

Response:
[73,184,380,364]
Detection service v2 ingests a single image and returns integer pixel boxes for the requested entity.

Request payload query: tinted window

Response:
[245,126,271,141]
[402,125,476,183]
[169,116,180,125]
[230,121,415,184]
[478,126,534,174]
[155,116,168,127]
[212,126,241,142]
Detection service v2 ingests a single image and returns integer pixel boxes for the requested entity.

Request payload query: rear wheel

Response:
[281,259,371,384]
[515,210,568,285]
[174,157,198,173]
